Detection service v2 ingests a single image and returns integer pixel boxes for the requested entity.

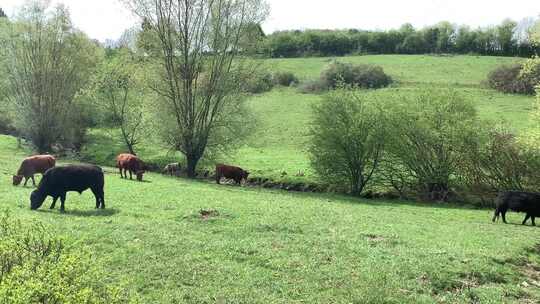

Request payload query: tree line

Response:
[263,19,540,58]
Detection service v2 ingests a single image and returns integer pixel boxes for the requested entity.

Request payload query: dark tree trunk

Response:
[186,154,200,178]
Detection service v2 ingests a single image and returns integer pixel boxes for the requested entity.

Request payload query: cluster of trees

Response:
[0,0,268,177]
[264,20,540,58]
[310,88,540,201]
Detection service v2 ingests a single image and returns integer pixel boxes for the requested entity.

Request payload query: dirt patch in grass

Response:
[360,233,400,247]
[199,209,220,220]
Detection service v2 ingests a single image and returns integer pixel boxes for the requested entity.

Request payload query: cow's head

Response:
[30,190,46,210]
[136,171,145,181]
[243,170,250,181]
[12,175,23,186]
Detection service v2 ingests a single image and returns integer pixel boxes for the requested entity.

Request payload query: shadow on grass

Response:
[37,208,120,217]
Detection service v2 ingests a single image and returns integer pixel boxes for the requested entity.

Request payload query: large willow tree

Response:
[3,1,100,152]
[125,0,268,177]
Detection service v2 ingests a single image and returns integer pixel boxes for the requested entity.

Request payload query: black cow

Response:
[492,191,540,226]
[30,164,105,212]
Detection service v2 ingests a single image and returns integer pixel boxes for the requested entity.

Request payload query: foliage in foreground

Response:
[0,214,137,303]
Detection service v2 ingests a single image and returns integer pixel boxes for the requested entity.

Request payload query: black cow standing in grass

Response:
[492,191,540,226]
[30,164,105,212]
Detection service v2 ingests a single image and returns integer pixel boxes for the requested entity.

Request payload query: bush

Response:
[309,89,386,196]
[383,89,478,201]
[519,56,540,92]
[241,70,274,94]
[486,62,538,95]
[273,72,298,87]
[460,126,540,194]
[298,79,327,94]
[320,61,392,90]
[0,214,138,303]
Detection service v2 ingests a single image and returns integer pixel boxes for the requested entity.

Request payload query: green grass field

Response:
[1,134,539,303]
[81,55,535,183]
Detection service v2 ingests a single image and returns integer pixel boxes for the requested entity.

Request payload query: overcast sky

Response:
[1,0,539,42]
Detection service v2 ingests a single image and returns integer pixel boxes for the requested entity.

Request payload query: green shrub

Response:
[519,56,540,91]
[460,125,540,194]
[241,70,274,94]
[320,61,393,90]
[309,89,386,196]
[384,89,478,201]
[298,79,327,93]
[486,62,538,95]
[273,72,299,86]
[0,214,138,303]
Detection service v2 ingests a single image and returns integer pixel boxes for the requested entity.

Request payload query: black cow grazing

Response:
[30,164,105,212]
[492,191,540,226]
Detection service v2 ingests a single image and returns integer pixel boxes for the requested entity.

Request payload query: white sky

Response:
[1,0,540,42]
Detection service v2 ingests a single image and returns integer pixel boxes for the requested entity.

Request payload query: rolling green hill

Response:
[1,134,538,303]
[82,55,535,183]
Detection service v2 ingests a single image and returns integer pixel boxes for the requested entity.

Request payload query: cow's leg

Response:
[129,170,133,180]
[119,167,123,178]
[23,177,29,187]
[492,208,499,222]
[501,211,508,224]
[216,173,221,184]
[50,196,58,209]
[91,187,105,209]
[91,188,100,209]
[522,214,531,225]
[100,191,105,209]
[59,193,66,212]
[531,216,536,226]
[31,175,36,187]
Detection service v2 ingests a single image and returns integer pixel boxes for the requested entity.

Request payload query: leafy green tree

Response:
[0,8,6,18]
[497,19,517,55]
[87,50,145,155]
[3,1,102,152]
[530,19,540,47]
[385,89,478,201]
[309,89,386,196]
[125,0,268,177]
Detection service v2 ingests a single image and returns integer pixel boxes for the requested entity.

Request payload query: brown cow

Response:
[13,155,56,187]
[116,153,145,181]
[215,164,249,185]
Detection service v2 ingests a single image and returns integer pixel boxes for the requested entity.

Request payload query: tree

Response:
[125,0,268,177]
[309,89,386,196]
[531,19,540,47]
[3,1,101,152]
[0,8,6,19]
[497,19,517,55]
[385,89,478,201]
[88,50,145,155]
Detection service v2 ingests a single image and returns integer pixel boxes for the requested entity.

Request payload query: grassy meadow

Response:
[1,134,539,303]
[81,55,535,183]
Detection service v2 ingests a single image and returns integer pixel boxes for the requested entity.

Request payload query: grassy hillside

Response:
[81,55,535,182]
[1,134,539,303]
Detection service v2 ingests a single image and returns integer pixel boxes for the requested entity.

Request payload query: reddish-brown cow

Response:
[116,153,145,181]
[215,164,249,185]
[13,155,56,187]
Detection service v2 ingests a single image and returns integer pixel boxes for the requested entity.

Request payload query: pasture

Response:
[1,134,539,303]
[81,54,535,182]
